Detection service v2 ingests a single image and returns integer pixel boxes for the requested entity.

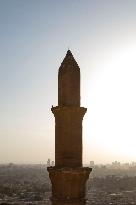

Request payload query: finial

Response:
[66,49,72,56]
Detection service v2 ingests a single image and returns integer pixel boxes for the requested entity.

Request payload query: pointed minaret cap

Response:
[58,50,80,106]
[66,49,73,56]
[59,50,80,73]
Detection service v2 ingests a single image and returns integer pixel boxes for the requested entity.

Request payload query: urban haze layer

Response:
[0,161,136,205]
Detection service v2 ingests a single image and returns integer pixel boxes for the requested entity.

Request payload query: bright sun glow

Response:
[83,43,136,164]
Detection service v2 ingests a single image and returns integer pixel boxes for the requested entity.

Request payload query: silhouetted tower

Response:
[47,50,91,205]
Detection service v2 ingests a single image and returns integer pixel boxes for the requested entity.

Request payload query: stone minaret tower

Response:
[47,50,91,205]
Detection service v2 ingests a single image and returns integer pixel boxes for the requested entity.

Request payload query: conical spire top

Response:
[58,50,80,106]
[59,50,80,70]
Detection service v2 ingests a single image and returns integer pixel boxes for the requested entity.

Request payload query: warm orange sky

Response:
[1,0,136,164]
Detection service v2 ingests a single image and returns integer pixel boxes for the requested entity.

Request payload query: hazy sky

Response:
[1,0,136,164]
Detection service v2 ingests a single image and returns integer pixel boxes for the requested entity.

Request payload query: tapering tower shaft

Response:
[48,50,91,205]
[52,50,86,168]
[52,106,86,167]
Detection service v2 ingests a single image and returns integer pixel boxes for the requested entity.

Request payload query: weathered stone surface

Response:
[52,106,87,168]
[48,167,92,204]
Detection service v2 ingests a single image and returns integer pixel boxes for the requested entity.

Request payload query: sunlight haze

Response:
[0,0,136,164]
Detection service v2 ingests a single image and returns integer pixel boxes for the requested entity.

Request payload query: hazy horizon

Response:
[0,161,134,165]
[1,0,136,164]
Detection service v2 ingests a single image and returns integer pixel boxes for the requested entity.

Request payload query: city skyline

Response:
[1,0,136,164]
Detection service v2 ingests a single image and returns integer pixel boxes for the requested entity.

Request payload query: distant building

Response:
[90,161,95,168]
[112,161,120,169]
[131,161,136,167]
[47,159,50,167]
[122,163,129,169]
[51,161,54,166]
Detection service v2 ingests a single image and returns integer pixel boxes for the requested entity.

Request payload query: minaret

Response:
[47,50,91,205]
